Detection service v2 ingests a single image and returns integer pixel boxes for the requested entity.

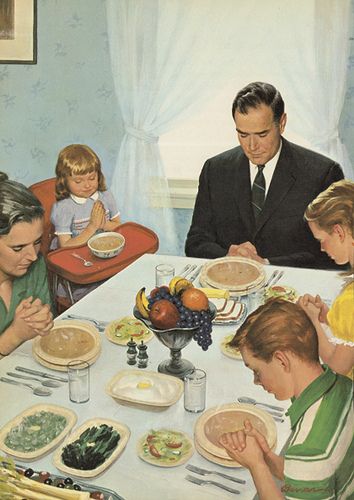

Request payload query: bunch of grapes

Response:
[147,287,213,351]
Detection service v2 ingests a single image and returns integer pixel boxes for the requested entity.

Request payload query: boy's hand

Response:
[219,420,269,468]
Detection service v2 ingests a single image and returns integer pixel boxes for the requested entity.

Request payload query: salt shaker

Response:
[137,340,148,368]
[126,337,137,365]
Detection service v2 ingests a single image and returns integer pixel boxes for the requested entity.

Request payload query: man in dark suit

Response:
[185,82,344,268]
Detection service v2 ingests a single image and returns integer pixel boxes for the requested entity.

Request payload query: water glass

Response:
[155,264,175,287]
[68,360,90,403]
[247,288,265,313]
[184,369,206,413]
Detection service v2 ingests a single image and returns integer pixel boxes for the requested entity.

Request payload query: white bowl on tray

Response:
[88,231,125,259]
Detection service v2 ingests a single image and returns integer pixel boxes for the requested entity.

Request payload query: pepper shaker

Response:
[127,337,137,365]
[137,340,148,368]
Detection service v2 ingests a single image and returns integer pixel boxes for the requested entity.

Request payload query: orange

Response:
[181,288,209,311]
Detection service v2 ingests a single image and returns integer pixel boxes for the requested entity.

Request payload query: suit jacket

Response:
[185,138,344,269]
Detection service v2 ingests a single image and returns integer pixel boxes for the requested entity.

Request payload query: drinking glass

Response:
[155,264,175,287]
[184,368,206,413]
[67,360,90,403]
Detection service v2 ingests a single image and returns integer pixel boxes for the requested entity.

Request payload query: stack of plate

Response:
[32,320,101,371]
[199,257,266,296]
[194,403,277,467]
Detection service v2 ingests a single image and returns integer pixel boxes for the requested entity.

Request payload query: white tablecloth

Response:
[0,254,343,500]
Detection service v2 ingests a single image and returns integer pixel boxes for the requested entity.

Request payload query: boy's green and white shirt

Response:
[284,366,354,499]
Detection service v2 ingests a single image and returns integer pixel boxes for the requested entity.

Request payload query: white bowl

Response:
[88,231,125,259]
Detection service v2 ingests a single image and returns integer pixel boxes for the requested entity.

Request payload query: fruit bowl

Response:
[133,302,216,380]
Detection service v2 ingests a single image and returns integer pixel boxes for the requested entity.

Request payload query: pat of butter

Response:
[137,380,152,390]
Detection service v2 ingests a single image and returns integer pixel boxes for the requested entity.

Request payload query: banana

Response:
[197,288,230,299]
[135,287,150,319]
[169,276,194,295]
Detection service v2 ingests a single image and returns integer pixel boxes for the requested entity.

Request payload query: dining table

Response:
[0,253,344,500]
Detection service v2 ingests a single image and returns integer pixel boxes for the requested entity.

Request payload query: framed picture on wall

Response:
[0,0,37,64]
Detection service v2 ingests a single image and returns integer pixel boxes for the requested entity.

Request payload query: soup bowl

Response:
[88,231,125,259]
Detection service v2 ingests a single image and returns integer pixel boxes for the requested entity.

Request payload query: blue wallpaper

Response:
[0,0,353,256]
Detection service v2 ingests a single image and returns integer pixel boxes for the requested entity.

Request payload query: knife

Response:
[15,366,68,383]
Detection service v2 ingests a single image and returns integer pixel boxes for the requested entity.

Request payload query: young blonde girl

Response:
[51,144,121,248]
[298,179,354,379]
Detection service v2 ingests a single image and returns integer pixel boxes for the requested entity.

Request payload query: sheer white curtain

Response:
[273,0,352,178]
[106,0,255,253]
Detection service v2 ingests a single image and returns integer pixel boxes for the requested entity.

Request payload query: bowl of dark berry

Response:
[134,277,216,379]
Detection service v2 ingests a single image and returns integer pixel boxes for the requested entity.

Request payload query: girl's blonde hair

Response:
[55,144,107,201]
[304,180,354,237]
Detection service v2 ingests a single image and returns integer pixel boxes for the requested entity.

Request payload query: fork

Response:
[188,265,202,283]
[185,474,240,494]
[186,464,245,484]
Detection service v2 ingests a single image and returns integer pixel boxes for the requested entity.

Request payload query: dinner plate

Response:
[0,404,77,461]
[137,429,193,467]
[194,436,240,468]
[200,257,266,295]
[53,418,130,478]
[106,369,183,410]
[220,334,243,360]
[32,346,101,372]
[104,316,154,346]
[32,320,101,367]
[194,403,277,463]
[212,299,247,325]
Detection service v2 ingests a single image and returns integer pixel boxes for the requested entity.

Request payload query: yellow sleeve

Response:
[327,283,354,343]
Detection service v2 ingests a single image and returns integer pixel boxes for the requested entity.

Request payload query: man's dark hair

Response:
[232,82,285,123]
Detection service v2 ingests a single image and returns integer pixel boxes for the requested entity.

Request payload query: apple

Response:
[149,299,180,329]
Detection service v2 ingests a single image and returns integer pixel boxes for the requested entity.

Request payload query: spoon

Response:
[6,372,61,388]
[0,377,52,396]
[71,252,93,267]
[237,396,285,412]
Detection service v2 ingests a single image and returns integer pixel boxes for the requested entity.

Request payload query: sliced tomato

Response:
[131,330,145,337]
[165,441,182,449]
[271,286,286,292]
[149,444,161,458]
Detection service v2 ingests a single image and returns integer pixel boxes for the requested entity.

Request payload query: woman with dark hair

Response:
[0,172,53,357]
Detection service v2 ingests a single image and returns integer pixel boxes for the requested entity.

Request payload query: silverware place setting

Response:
[0,376,52,397]
[15,366,68,382]
[185,474,241,494]
[237,396,285,412]
[264,269,285,288]
[61,313,109,332]
[186,464,246,484]
[71,252,93,267]
[6,372,61,388]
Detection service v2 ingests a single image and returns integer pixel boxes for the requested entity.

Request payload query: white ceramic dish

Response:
[53,418,130,478]
[106,370,183,409]
[0,404,77,461]
[88,232,125,259]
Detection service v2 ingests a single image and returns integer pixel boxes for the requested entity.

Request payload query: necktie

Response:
[252,165,266,220]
